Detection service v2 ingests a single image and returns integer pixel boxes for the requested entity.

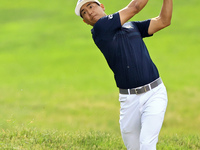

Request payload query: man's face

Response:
[80,2,106,26]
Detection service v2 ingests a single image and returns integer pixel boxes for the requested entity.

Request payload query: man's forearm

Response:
[119,0,149,25]
[159,0,173,25]
[126,0,149,14]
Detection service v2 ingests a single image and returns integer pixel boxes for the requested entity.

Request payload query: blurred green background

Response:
[0,0,200,138]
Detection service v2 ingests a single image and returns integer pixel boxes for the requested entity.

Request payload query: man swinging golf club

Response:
[75,0,173,149]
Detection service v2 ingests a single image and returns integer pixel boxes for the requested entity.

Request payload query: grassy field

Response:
[0,0,200,149]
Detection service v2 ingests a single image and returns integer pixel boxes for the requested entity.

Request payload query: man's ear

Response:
[100,4,105,11]
[83,19,89,25]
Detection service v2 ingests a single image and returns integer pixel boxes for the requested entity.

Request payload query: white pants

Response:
[119,83,168,150]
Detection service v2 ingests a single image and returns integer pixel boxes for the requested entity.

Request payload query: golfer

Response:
[75,0,172,149]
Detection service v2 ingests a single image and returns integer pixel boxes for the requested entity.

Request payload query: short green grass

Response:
[0,0,200,149]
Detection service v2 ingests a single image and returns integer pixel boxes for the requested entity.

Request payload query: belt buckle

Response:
[134,85,148,94]
[144,85,147,92]
[144,84,151,92]
[134,87,142,94]
[134,88,138,94]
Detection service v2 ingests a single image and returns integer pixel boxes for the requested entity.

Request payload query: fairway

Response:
[0,0,200,149]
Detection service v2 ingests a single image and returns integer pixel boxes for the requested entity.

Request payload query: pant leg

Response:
[119,94,141,150]
[140,83,168,150]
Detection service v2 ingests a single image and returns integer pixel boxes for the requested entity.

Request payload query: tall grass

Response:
[0,128,125,149]
[0,128,199,149]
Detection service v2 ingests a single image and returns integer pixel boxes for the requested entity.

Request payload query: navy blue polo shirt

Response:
[91,12,159,89]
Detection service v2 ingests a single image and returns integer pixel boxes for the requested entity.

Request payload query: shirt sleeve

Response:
[93,12,121,37]
[132,19,153,38]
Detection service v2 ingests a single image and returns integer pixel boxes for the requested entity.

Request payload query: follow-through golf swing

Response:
[75,0,173,149]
